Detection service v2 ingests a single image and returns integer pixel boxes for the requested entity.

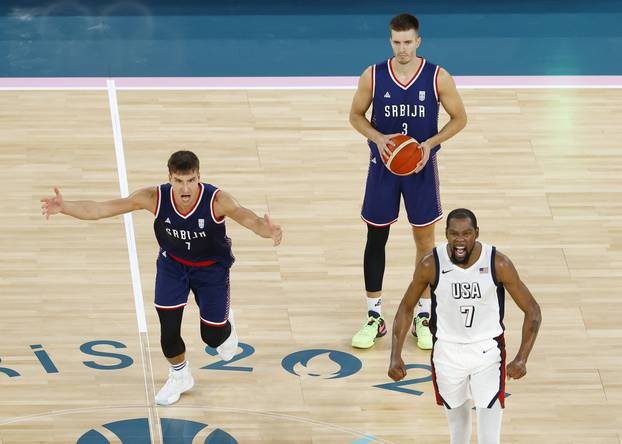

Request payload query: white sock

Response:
[476,400,503,444]
[367,297,382,316]
[445,401,472,444]
[172,360,187,372]
[417,297,431,316]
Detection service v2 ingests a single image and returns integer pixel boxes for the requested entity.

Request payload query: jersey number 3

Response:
[402,123,408,134]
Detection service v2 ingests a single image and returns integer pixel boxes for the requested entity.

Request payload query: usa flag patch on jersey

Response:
[479,267,489,274]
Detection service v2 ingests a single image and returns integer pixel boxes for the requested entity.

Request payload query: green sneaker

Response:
[352,311,387,349]
[412,312,433,350]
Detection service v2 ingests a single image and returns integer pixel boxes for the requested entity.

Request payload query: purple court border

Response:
[0,76,621,89]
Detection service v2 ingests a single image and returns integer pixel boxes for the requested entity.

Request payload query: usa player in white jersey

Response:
[389,209,541,444]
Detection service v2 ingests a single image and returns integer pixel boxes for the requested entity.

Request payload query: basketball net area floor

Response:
[0,83,621,443]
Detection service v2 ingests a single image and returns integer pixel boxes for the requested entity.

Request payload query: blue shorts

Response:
[361,147,442,227]
[155,251,230,326]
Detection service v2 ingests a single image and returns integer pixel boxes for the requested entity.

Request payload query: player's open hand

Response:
[264,214,282,246]
[388,356,407,382]
[506,358,527,380]
[375,133,403,163]
[414,140,432,174]
[40,187,64,219]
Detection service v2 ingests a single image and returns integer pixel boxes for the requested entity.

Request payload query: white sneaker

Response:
[216,309,238,361]
[155,363,194,406]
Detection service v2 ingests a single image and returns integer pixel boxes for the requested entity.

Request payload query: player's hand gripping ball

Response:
[384,135,423,176]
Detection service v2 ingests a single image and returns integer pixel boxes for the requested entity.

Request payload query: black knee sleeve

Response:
[364,224,390,292]
[157,307,186,358]
[201,321,232,348]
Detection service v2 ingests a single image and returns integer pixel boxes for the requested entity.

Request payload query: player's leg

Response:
[352,223,391,347]
[364,223,391,309]
[445,401,472,444]
[191,263,238,361]
[403,154,442,349]
[476,400,503,444]
[470,336,506,444]
[154,252,194,405]
[157,307,186,364]
[432,340,472,443]
[355,154,400,348]
[411,223,435,349]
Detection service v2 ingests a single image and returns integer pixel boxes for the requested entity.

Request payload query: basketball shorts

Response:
[431,335,506,409]
[155,251,231,326]
[361,145,442,227]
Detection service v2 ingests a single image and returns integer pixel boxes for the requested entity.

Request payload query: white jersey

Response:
[430,242,505,343]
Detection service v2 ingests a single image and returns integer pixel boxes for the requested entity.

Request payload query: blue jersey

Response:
[153,182,234,267]
[369,57,441,157]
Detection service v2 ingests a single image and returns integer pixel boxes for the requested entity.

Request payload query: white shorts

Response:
[431,335,506,409]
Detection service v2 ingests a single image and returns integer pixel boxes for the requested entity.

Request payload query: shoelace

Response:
[417,316,429,327]
[366,316,381,327]
[164,369,185,386]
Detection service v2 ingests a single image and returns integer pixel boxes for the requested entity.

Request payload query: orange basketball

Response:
[384,135,423,176]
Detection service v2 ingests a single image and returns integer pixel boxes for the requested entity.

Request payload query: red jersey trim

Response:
[200,316,228,326]
[210,189,226,224]
[371,64,375,99]
[154,302,187,310]
[171,182,204,219]
[361,215,399,227]
[169,252,216,267]
[434,65,441,102]
[154,185,161,217]
[410,213,443,228]
[388,57,426,90]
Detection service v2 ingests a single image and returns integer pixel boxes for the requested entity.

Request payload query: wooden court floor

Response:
[0,87,621,443]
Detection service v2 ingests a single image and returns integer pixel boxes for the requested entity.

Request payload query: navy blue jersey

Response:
[369,57,441,157]
[153,182,234,267]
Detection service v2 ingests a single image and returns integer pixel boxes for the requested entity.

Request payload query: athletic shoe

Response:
[155,363,194,406]
[216,309,238,361]
[412,312,433,350]
[351,311,387,349]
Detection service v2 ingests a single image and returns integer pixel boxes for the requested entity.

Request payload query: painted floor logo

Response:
[77,418,237,443]
[281,349,362,379]
[77,417,380,443]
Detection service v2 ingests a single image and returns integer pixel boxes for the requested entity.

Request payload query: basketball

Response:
[384,135,423,176]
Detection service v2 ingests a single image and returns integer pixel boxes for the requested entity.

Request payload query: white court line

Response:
[3,84,622,90]
[106,79,162,444]
[2,75,622,90]
[106,79,147,333]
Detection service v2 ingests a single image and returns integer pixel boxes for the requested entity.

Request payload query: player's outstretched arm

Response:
[495,251,542,380]
[388,253,436,382]
[213,190,282,246]
[349,66,401,162]
[40,186,157,220]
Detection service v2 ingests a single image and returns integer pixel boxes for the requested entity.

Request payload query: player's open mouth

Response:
[454,246,466,258]
[181,194,191,201]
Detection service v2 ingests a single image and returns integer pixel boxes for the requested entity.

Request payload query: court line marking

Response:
[106,80,147,334]
[1,75,622,90]
[106,79,161,444]
[0,404,393,444]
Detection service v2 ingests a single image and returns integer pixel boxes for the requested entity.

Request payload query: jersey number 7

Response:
[460,305,475,328]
